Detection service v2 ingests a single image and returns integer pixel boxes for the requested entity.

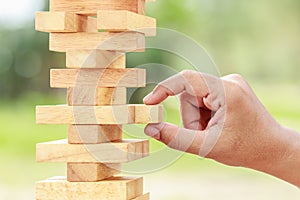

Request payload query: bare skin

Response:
[143,70,300,188]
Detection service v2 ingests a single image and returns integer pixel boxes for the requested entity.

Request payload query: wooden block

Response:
[97,11,156,36]
[67,163,120,182]
[36,105,134,124]
[67,87,126,106]
[66,49,126,69]
[68,125,122,144]
[50,0,146,15]
[35,176,143,200]
[35,11,97,33]
[36,139,149,163]
[49,32,145,52]
[134,104,164,124]
[131,193,150,200]
[36,105,164,124]
[50,68,146,88]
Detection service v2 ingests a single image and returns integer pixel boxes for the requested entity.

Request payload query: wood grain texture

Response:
[36,139,149,163]
[66,49,125,69]
[68,124,122,144]
[134,104,164,124]
[50,0,146,15]
[67,87,126,106]
[67,163,120,182]
[131,193,150,200]
[35,12,97,33]
[50,68,146,88]
[35,176,143,200]
[36,105,164,124]
[97,11,156,36]
[36,105,134,124]
[49,32,145,52]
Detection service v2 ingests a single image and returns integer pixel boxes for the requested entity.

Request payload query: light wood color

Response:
[36,139,149,163]
[49,32,145,52]
[132,193,150,200]
[50,0,146,15]
[134,104,164,123]
[67,87,126,106]
[68,124,122,144]
[35,176,143,200]
[66,49,125,69]
[67,163,120,182]
[35,11,97,33]
[97,11,156,36]
[36,105,164,124]
[36,105,134,125]
[50,68,146,88]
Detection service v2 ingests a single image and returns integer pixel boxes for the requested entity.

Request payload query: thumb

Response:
[144,122,205,155]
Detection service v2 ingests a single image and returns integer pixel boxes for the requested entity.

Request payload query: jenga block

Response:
[50,32,145,52]
[67,87,126,106]
[36,105,134,124]
[68,124,122,144]
[131,193,150,200]
[36,105,164,124]
[35,12,97,33]
[97,11,156,36]
[66,49,125,69]
[50,0,146,15]
[50,68,146,88]
[134,105,164,123]
[36,139,149,163]
[35,176,143,200]
[67,163,120,182]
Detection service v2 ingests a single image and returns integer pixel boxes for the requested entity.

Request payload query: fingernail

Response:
[144,125,160,139]
[143,92,153,103]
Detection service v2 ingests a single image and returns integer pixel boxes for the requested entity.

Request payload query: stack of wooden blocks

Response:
[34,0,163,199]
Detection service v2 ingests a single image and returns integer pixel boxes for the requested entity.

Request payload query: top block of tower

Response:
[49,0,154,16]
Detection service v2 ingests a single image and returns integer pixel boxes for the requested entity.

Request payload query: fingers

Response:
[144,70,222,105]
[179,92,202,130]
[144,122,205,154]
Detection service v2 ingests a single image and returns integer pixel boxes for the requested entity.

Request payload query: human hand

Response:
[144,70,300,187]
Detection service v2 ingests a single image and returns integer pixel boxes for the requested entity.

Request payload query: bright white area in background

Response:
[0,0,44,28]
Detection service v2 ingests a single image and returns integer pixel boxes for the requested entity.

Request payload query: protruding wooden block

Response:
[66,49,126,69]
[36,105,134,125]
[36,139,149,163]
[67,87,126,106]
[50,0,146,15]
[97,11,156,36]
[68,125,122,144]
[50,68,146,88]
[35,176,143,200]
[50,32,145,52]
[134,104,164,124]
[132,193,150,200]
[35,12,97,33]
[36,105,164,124]
[67,163,120,182]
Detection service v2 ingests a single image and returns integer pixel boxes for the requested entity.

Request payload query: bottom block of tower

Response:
[132,193,150,200]
[67,163,120,182]
[35,176,143,200]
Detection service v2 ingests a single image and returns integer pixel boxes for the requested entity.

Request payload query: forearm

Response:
[258,126,300,187]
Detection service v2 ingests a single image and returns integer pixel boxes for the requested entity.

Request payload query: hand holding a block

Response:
[143,70,300,188]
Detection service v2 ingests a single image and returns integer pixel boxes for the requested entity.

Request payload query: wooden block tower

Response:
[34,0,163,199]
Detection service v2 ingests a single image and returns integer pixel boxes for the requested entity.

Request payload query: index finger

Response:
[143,70,221,105]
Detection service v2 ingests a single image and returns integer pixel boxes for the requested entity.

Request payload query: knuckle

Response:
[180,70,196,78]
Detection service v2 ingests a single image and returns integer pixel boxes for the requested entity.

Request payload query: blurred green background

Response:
[0,0,300,199]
